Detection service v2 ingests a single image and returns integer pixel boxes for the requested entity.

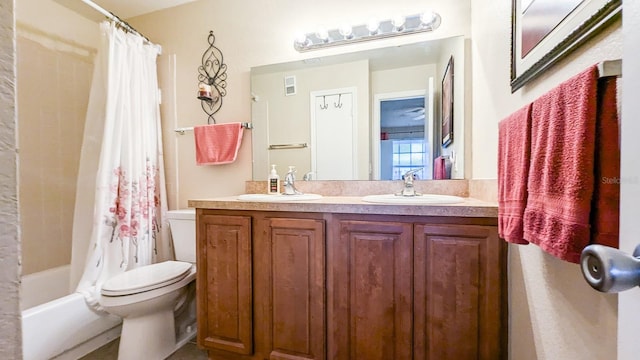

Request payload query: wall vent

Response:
[284,76,296,96]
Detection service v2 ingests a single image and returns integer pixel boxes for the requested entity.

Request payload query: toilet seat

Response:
[102,261,193,296]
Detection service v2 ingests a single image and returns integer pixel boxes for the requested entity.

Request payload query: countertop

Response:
[188,195,497,218]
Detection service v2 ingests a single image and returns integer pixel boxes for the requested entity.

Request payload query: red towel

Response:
[524,65,617,263]
[194,123,244,165]
[498,104,532,245]
[590,76,620,248]
[433,156,446,180]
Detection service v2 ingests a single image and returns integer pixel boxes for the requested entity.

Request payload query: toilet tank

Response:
[167,209,196,263]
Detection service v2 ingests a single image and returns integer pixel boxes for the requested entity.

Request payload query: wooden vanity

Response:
[189,196,506,360]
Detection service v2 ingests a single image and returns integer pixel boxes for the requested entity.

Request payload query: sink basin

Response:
[361,194,465,205]
[237,193,323,202]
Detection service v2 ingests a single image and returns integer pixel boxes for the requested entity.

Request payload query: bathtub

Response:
[21,265,122,360]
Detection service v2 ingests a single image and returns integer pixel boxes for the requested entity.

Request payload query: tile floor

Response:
[80,338,208,360]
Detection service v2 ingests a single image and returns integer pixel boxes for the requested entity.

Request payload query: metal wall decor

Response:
[197,30,227,123]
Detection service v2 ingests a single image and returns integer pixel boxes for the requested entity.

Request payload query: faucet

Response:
[396,168,423,197]
[283,166,302,195]
[303,171,314,181]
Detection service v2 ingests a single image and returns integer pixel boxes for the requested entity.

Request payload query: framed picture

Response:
[441,56,453,148]
[510,0,621,92]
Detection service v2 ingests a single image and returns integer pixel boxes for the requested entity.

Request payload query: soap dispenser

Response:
[267,164,280,194]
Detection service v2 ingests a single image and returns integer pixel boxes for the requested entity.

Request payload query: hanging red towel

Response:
[524,65,619,263]
[498,103,532,245]
[194,123,244,165]
[590,76,620,248]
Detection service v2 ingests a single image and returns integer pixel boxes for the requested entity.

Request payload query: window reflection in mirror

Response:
[250,35,466,181]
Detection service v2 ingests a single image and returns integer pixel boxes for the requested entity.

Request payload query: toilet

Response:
[99,209,196,360]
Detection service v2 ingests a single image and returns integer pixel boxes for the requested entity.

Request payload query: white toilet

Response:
[99,209,196,360]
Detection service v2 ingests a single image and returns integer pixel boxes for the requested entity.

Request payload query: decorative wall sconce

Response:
[197,30,227,123]
[294,12,441,52]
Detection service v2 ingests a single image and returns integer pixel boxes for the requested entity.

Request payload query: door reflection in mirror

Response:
[311,88,357,180]
[378,95,431,180]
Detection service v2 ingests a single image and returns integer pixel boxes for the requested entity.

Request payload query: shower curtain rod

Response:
[80,0,158,49]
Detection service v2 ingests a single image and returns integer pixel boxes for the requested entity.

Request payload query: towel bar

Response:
[268,143,308,150]
[174,122,253,135]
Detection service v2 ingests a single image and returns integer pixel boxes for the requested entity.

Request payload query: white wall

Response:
[131,0,472,209]
[471,1,620,359]
[0,0,22,357]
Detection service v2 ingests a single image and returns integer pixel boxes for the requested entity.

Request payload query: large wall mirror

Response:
[251,35,466,181]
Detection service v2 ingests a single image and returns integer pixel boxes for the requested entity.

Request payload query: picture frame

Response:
[441,56,453,148]
[510,0,621,92]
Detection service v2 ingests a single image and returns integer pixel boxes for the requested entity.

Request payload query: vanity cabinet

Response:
[413,223,503,360]
[196,213,253,355]
[329,216,504,360]
[329,219,413,359]
[196,210,506,360]
[253,216,326,360]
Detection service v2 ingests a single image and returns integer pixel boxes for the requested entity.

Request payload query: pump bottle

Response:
[267,165,280,194]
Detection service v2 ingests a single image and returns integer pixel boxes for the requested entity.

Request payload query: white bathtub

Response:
[21,265,122,360]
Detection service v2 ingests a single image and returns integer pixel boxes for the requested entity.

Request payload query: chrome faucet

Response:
[396,168,423,197]
[303,171,314,181]
[283,166,302,195]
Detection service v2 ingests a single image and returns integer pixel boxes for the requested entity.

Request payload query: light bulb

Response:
[294,33,309,47]
[420,11,436,26]
[366,18,380,34]
[316,27,329,42]
[338,23,353,39]
[391,15,405,31]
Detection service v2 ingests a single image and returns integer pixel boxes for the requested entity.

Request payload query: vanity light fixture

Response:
[293,11,441,52]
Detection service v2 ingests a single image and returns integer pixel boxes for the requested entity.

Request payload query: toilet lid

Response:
[101,261,193,296]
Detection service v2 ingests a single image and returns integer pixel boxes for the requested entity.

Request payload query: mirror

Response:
[251,35,466,181]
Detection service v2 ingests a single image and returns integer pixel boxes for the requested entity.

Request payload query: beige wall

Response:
[16,0,98,48]
[470,1,620,359]
[371,64,436,95]
[0,0,22,357]
[131,0,472,209]
[16,0,97,275]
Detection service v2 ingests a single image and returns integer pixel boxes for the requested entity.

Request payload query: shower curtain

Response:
[70,22,170,310]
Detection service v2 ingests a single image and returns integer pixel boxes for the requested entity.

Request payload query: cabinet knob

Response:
[580,244,640,293]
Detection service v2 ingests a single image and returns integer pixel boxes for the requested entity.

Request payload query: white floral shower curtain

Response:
[70,22,170,310]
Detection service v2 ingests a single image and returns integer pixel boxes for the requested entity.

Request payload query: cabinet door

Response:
[197,214,253,355]
[330,220,413,360]
[414,224,504,360]
[255,217,326,360]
